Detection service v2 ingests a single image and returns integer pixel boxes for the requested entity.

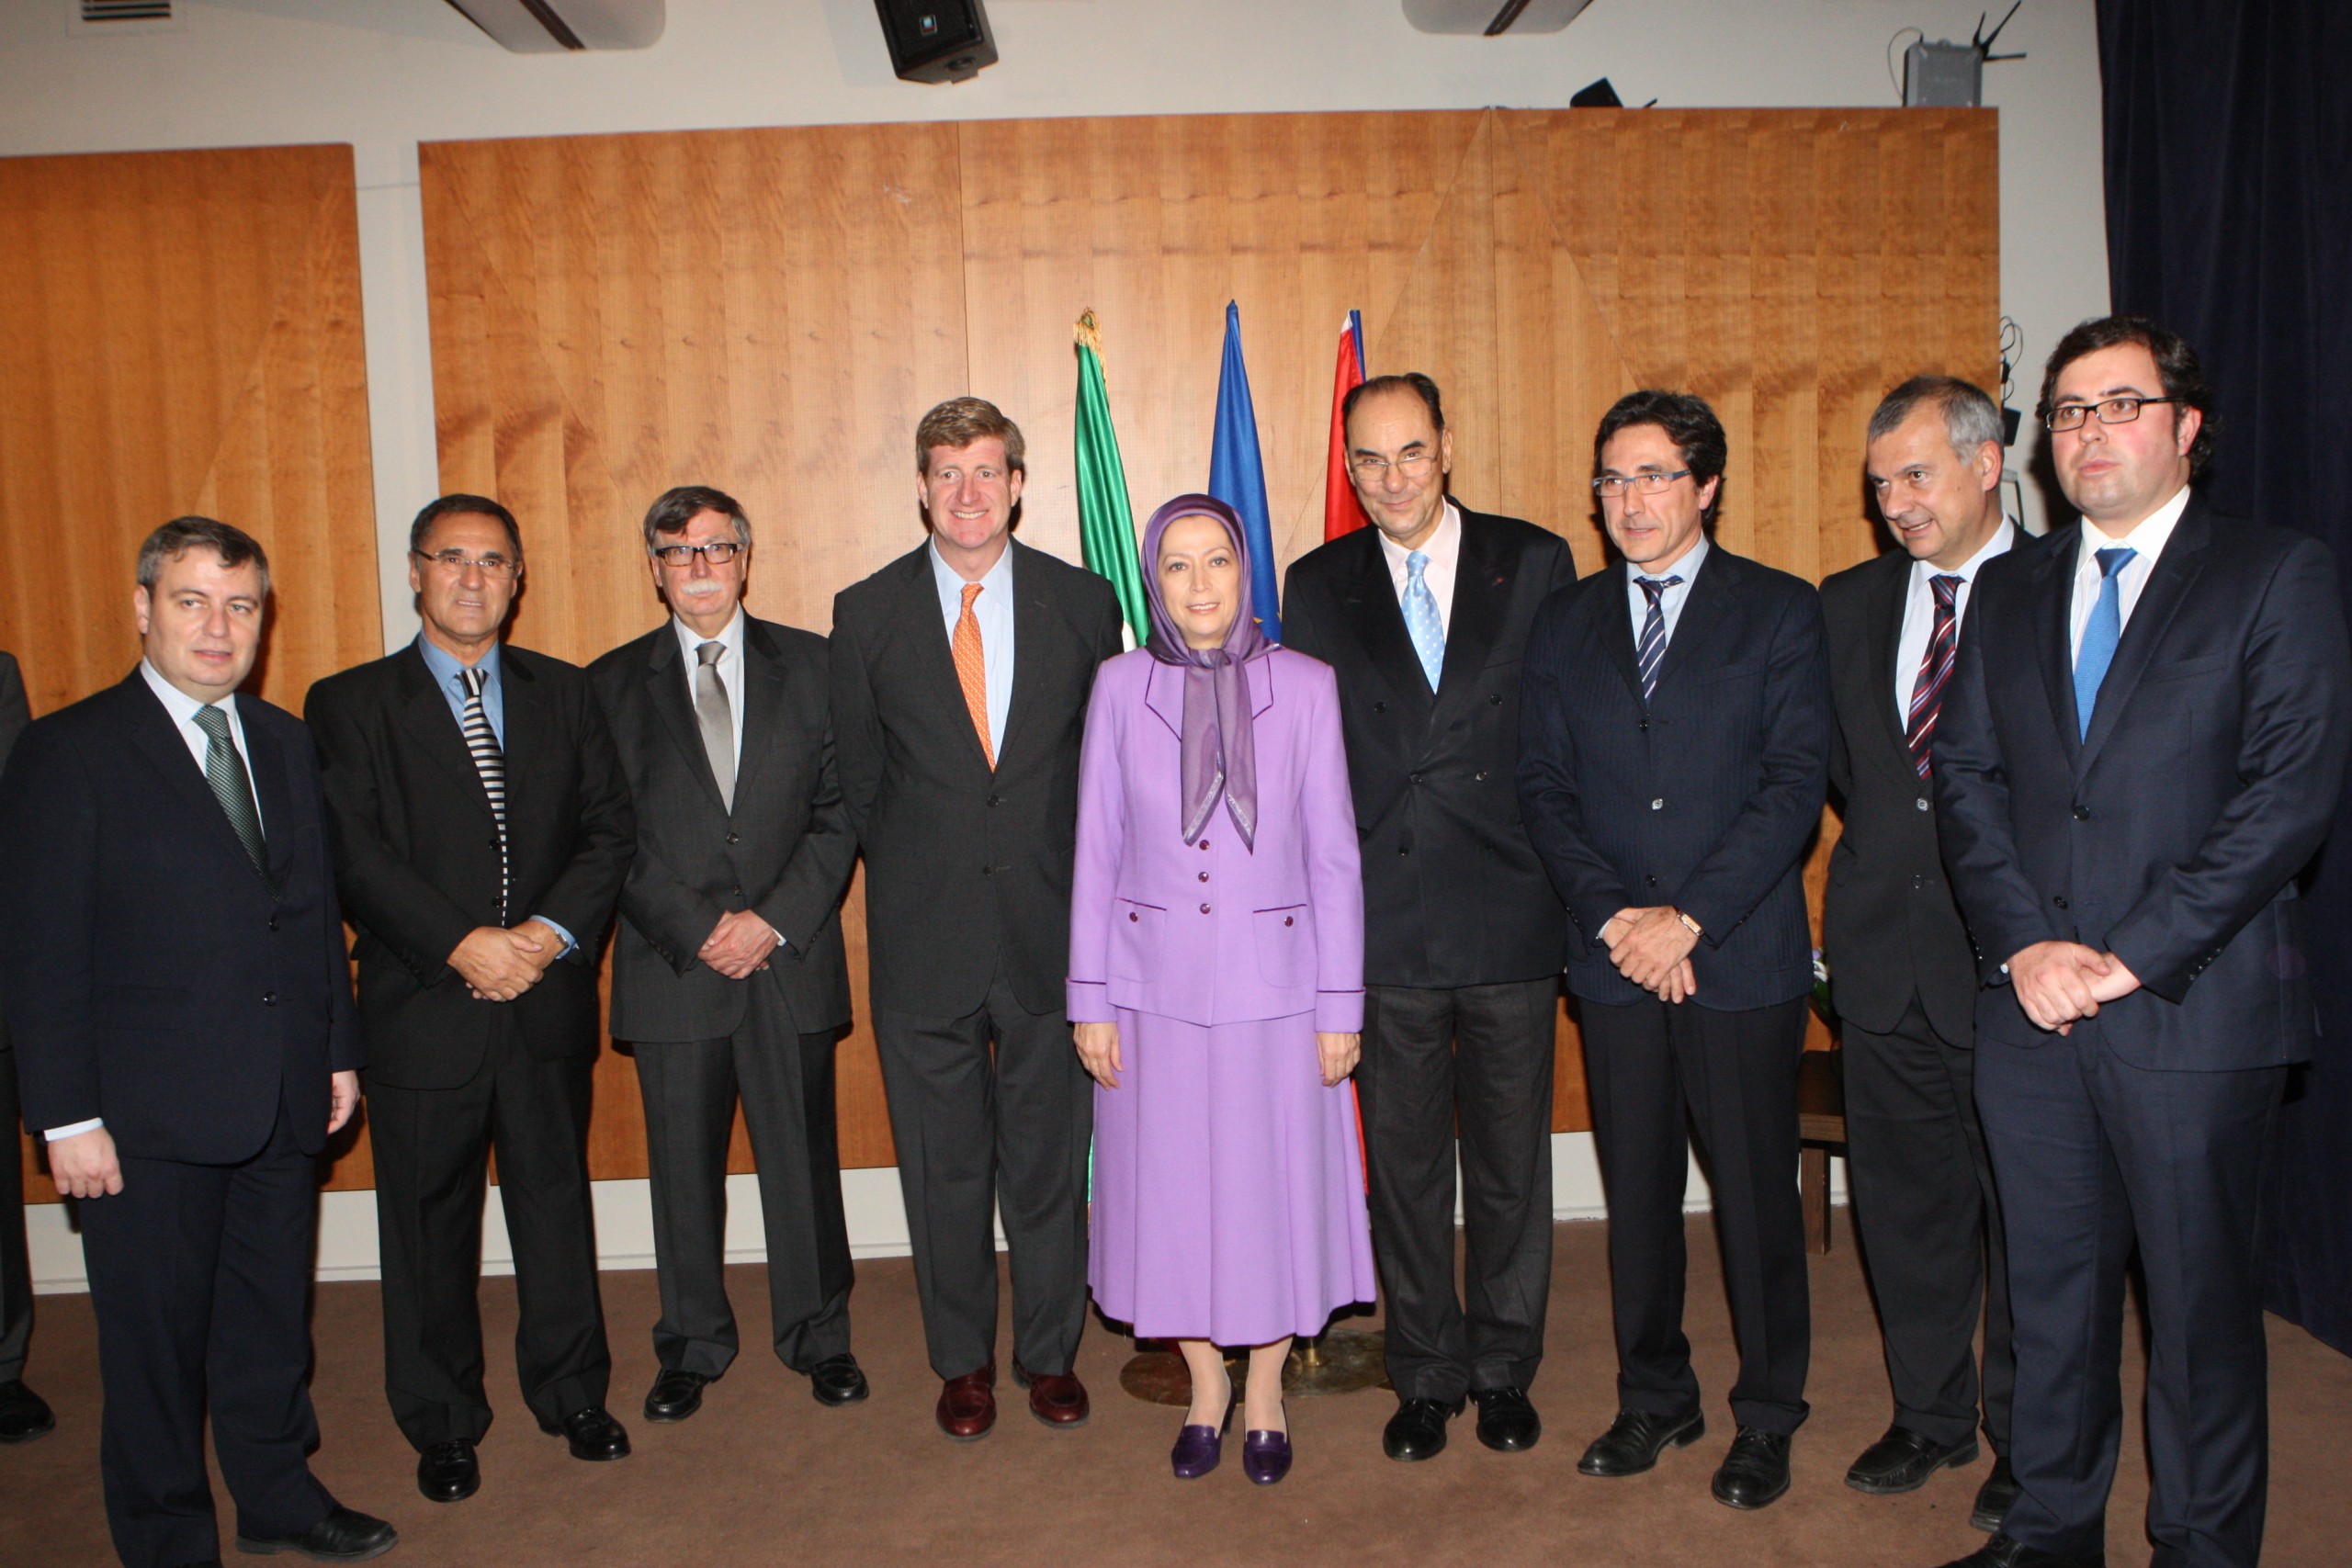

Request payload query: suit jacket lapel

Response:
[2077,504,2211,773]
[1333,532,1437,727]
[995,543,1051,771]
[394,645,498,829]
[1649,547,1732,693]
[1866,550,1913,761]
[645,626,729,815]
[733,618,792,811]
[2034,523,2085,773]
[1431,514,1509,714]
[896,547,992,772]
[122,675,271,888]
[239,698,296,896]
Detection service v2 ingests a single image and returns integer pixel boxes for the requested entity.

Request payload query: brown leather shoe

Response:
[1013,1360,1091,1427]
[936,1365,997,1440]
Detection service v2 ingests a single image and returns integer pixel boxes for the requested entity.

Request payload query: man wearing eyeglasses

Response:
[587,486,864,1427]
[1519,390,1831,1512]
[306,494,637,1506]
[1928,318,2350,1568]
[1282,373,1577,1463]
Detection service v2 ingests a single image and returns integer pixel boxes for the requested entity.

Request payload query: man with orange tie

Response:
[830,399,1125,1439]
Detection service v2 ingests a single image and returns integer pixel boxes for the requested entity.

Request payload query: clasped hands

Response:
[449,918,567,1001]
[1600,906,1700,1003]
[698,908,781,980]
[2008,940,2141,1033]
[1075,1021,1361,1091]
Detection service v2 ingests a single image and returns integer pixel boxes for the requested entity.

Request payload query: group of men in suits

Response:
[0,313,2341,1568]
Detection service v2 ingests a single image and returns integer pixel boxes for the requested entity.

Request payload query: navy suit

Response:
[1520,543,1831,1436]
[0,671,363,1567]
[1936,498,2352,1566]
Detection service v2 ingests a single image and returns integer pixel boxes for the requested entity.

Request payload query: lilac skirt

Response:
[1089,1007,1376,1346]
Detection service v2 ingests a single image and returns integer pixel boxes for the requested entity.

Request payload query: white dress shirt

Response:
[2069,484,2190,663]
[1894,521,2017,726]
[1375,501,1464,637]
[930,539,1015,753]
[1623,534,1711,654]
[672,606,747,775]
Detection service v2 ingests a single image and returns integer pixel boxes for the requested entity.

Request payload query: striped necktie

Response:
[190,705,268,881]
[1904,574,1964,778]
[458,665,509,920]
[1635,575,1683,703]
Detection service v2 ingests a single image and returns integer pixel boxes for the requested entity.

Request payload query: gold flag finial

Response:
[1074,310,1104,354]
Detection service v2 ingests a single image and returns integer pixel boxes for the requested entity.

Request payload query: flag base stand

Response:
[1118,1329,1388,1404]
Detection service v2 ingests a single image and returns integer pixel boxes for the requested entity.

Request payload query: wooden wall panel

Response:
[1,144,383,1201]
[419,107,1997,1178]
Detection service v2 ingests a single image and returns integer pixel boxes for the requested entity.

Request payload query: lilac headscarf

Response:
[1141,494,1272,850]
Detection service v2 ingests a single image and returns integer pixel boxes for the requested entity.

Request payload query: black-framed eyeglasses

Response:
[2044,395,2181,432]
[651,541,745,566]
[1592,469,1691,498]
[413,548,517,578]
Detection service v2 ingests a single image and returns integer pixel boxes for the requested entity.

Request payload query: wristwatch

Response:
[1676,910,1703,938]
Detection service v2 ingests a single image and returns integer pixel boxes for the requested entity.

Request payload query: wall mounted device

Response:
[1903,2,2025,107]
[1404,0,1597,35]
[874,0,998,84]
[442,0,665,52]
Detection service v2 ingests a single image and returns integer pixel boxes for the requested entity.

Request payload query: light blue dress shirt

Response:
[1623,534,1711,654]
[413,635,573,955]
[929,539,1015,755]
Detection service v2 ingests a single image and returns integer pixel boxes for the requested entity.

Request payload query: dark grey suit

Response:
[590,616,857,1379]
[831,540,1123,1381]
[1821,545,2016,1457]
[0,652,33,1389]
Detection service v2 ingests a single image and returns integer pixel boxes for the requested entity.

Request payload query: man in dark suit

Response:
[1930,318,2351,1568]
[0,519,395,1566]
[589,485,864,1425]
[0,648,54,1448]
[307,495,636,1506]
[1283,373,1577,1462]
[1820,376,2019,1529]
[831,398,1124,1439]
[1519,390,1831,1512]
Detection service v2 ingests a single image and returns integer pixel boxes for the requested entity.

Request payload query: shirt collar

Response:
[672,607,746,668]
[415,632,500,694]
[930,537,1014,610]
[1914,518,2017,588]
[1627,532,1710,586]
[139,659,236,729]
[1374,500,1462,573]
[2079,483,2190,564]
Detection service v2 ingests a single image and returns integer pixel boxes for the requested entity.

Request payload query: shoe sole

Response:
[1969,1495,2013,1533]
[1845,1439,1981,1496]
[1577,1416,1705,1477]
[232,1533,399,1562]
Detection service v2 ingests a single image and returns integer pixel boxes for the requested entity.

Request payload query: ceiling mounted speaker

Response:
[1403,0,1596,34]
[873,0,998,84]
[442,0,665,52]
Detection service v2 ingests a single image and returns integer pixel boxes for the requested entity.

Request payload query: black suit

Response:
[590,616,857,1379]
[0,652,33,1392]
[306,640,634,1450]
[831,540,1123,1380]
[1935,499,2352,1566]
[0,670,363,1567]
[1519,543,1831,1436]
[1283,508,1576,1402]
[1820,542,2017,1457]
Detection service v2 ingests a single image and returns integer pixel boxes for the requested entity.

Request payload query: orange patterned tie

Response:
[953,581,994,768]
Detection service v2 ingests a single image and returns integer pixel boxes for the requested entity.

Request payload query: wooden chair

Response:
[1798,1048,1847,1254]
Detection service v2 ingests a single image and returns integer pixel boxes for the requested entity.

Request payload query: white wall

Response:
[7,0,2081,1287]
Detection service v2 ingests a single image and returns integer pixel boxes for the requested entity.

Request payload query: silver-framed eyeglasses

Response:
[1349,451,1438,479]
[2044,395,2181,432]
[651,541,745,566]
[413,548,517,578]
[1592,468,1691,498]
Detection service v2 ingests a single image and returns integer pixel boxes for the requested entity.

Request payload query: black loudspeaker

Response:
[873,0,997,84]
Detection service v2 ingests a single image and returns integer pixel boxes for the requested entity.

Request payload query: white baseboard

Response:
[27,1133,1846,1294]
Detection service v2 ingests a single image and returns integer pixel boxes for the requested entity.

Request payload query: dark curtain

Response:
[2098,0,2352,1353]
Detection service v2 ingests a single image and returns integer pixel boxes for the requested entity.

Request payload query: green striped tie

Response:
[191,705,268,879]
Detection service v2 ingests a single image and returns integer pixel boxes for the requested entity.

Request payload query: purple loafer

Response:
[1243,1404,1293,1486]
[1171,1388,1238,1480]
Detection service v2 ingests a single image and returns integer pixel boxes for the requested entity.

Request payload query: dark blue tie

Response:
[1636,575,1682,703]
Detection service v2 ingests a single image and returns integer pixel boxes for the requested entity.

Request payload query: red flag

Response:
[1324,310,1370,542]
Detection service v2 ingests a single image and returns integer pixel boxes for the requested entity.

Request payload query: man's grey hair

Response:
[1867,375,2005,461]
[641,485,752,553]
[136,516,271,600]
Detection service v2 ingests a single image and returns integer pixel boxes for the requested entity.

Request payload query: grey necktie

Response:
[190,705,268,881]
[695,640,735,811]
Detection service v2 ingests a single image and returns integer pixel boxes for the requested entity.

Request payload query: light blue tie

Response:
[2073,547,2136,740]
[1403,549,1445,690]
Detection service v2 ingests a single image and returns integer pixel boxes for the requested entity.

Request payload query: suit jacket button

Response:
[2053,895,2069,909]
[489,835,502,850]
[980,866,992,876]
[266,918,279,932]
[727,830,741,843]
[1128,911,1138,922]
[1475,770,1489,782]
[1283,916,1295,927]
[1912,874,1925,889]
[1917,797,1930,812]
[1639,719,1650,731]
[1199,840,1211,852]
[1410,772,1424,784]
[732,886,745,898]
[1199,903,1211,914]
[1645,874,1658,887]
[1198,871,1210,883]
[1398,845,1411,856]
[1488,693,1503,705]
[988,795,1001,807]
[263,990,277,1007]
[1373,701,1387,714]
[1651,798,1665,811]
[2073,805,2091,820]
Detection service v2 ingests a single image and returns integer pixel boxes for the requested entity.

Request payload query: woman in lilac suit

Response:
[1069,494,1376,1485]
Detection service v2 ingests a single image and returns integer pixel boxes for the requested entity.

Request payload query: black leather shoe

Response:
[1846,1424,1980,1495]
[538,1405,631,1461]
[1934,1533,2100,1568]
[642,1368,709,1423]
[1471,1386,1541,1452]
[0,1379,56,1444]
[1711,1427,1792,1510]
[1382,1394,1464,1461]
[1971,1455,2021,1533]
[1577,1407,1705,1477]
[232,1505,398,1562]
[415,1439,479,1504]
[808,1353,870,1407]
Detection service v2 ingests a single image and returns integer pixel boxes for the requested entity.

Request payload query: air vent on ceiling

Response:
[69,0,178,34]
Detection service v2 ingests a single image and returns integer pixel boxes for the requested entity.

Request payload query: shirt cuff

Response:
[530,917,579,959]
[766,922,789,953]
[45,1118,104,1142]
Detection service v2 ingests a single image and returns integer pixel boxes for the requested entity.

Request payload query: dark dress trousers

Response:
[1282,507,1577,1402]
[589,617,857,1379]
[0,671,363,1568]
[0,652,32,1389]
[1518,544,1831,1437]
[831,540,1123,1381]
[1819,546,2016,1455]
[306,641,634,1450]
[1935,500,2352,1567]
